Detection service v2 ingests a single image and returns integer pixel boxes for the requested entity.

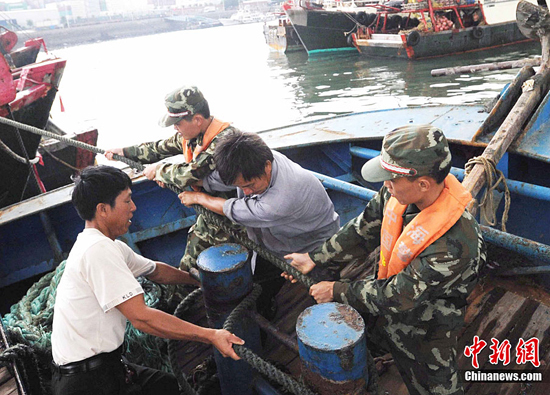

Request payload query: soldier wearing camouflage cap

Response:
[105,86,245,271]
[285,125,486,395]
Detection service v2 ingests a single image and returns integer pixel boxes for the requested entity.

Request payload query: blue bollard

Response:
[197,243,261,395]
[296,303,368,395]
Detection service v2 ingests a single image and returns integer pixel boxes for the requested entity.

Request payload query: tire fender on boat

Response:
[406,30,421,47]
[357,11,368,25]
[347,33,355,47]
[472,26,484,39]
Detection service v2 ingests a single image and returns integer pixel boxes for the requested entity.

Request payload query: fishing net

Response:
[1,261,180,394]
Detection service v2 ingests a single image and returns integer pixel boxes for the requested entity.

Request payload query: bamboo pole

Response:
[431,58,541,77]
[462,1,550,209]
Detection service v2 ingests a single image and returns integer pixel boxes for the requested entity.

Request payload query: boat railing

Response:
[351,0,485,34]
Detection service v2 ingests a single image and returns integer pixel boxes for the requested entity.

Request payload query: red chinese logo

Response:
[464,335,487,369]
[488,338,511,365]
[464,336,540,369]
[516,337,540,367]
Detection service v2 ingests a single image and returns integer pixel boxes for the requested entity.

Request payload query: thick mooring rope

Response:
[169,288,204,395]
[0,116,377,394]
[465,156,511,231]
[0,116,314,288]
[224,284,317,395]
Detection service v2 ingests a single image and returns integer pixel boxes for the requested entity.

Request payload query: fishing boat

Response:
[352,0,534,59]
[0,27,97,211]
[263,14,305,53]
[220,10,270,26]
[285,0,536,56]
[283,0,372,54]
[220,0,273,26]
[2,2,550,394]
[164,15,223,30]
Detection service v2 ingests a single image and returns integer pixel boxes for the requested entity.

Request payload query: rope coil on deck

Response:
[465,156,511,231]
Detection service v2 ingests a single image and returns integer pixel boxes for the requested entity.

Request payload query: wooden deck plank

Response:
[170,263,550,395]
[0,377,19,395]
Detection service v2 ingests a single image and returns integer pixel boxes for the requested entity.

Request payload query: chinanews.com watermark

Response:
[461,335,546,383]
[462,370,543,383]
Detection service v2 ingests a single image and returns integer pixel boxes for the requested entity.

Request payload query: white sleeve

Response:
[115,240,157,277]
[82,240,145,312]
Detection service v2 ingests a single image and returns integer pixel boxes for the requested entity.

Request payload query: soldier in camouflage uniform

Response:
[285,125,486,395]
[105,86,244,271]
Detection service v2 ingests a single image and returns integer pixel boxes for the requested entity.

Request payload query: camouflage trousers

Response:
[366,313,463,395]
[180,214,246,271]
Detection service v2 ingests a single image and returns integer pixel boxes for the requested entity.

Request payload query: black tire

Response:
[346,33,355,47]
[406,30,421,47]
[356,11,368,25]
[472,26,483,39]
[365,13,377,26]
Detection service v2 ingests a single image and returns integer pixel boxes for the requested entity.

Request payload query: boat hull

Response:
[37,127,99,192]
[0,89,59,208]
[263,23,304,53]
[284,7,358,53]
[354,21,533,59]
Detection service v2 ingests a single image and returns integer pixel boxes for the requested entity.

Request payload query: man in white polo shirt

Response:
[51,165,243,395]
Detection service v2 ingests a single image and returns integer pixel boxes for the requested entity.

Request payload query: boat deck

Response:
[0,342,19,395]
[171,251,550,395]
[1,253,549,395]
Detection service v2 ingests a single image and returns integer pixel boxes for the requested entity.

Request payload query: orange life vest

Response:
[183,118,231,163]
[378,174,472,280]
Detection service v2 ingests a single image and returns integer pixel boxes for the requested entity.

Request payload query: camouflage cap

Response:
[158,86,207,127]
[361,124,452,183]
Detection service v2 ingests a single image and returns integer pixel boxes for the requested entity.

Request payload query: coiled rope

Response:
[465,156,511,231]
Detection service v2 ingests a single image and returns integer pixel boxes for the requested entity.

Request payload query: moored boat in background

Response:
[0,27,98,211]
[283,0,374,54]
[220,0,273,25]
[352,0,534,59]
[0,28,67,210]
[263,14,305,53]
[285,0,537,56]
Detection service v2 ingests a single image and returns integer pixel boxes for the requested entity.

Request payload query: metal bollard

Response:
[196,243,262,395]
[296,303,368,395]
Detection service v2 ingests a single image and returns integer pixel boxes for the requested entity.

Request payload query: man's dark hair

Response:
[181,100,210,121]
[406,162,451,184]
[72,165,132,221]
[214,130,274,185]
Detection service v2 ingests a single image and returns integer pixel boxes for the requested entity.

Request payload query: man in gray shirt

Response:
[178,130,340,318]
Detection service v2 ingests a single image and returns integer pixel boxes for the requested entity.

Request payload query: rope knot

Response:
[464,156,511,231]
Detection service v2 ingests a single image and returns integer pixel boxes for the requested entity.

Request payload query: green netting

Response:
[1,261,175,372]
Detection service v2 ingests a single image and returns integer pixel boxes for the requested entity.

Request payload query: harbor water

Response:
[47,22,541,157]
